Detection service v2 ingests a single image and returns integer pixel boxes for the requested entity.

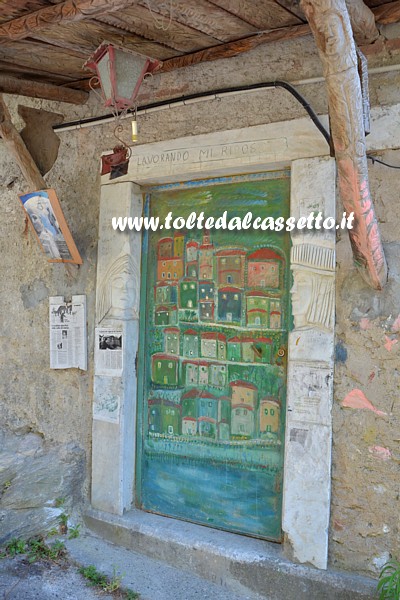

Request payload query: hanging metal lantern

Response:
[84,43,161,111]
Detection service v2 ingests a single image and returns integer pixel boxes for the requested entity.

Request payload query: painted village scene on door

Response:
[138,173,291,540]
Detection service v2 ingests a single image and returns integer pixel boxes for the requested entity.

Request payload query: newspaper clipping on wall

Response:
[49,295,87,370]
[95,327,123,376]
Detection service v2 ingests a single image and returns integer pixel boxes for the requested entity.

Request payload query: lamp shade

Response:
[85,43,161,110]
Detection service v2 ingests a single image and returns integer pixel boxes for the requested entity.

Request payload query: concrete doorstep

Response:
[83,508,378,600]
[66,532,265,600]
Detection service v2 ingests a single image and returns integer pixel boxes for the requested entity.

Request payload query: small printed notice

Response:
[93,377,121,423]
[49,295,87,370]
[95,327,123,376]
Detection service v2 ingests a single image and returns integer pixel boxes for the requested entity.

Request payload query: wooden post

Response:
[300,0,387,290]
[0,94,46,190]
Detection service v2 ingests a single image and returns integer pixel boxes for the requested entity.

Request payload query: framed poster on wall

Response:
[19,188,82,264]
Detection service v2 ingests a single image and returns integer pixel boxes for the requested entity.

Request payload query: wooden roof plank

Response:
[31,19,179,60]
[273,0,307,21]
[137,0,257,42]
[364,0,394,6]
[0,42,87,80]
[96,5,220,53]
[207,0,303,28]
[89,19,180,58]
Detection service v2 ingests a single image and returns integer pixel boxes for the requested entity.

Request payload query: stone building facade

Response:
[1,24,400,587]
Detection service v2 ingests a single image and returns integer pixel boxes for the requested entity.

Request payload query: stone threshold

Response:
[85,507,376,600]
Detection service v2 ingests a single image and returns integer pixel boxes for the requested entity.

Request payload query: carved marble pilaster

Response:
[282,156,336,570]
[92,181,142,515]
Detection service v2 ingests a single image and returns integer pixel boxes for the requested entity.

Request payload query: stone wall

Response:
[331,149,400,576]
[0,32,399,575]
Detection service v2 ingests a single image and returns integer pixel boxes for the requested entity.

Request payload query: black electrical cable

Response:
[53,80,400,169]
[367,155,400,169]
[53,79,331,146]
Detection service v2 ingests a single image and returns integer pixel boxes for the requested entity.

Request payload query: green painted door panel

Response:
[137,172,290,541]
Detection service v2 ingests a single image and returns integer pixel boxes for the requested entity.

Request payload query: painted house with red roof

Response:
[186,240,199,263]
[155,305,177,326]
[227,336,241,362]
[148,398,181,436]
[157,237,173,258]
[229,380,258,408]
[199,280,215,322]
[181,388,199,434]
[200,332,226,360]
[229,380,258,437]
[163,327,180,355]
[181,389,218,438]
[183,359,199,385]
[186,260,198,278]
[218,396,231,441]
[154,281,178,305]
[246,290,282,329]
[218,286,243,322]
[209,363,227,387]
[231,403,255,437]
[157,255,184,282]
[151,353,179,385]
[179,278,198,309]
[259,397,280,436]
[270,310,282,329]
[246,290,269,327]
[182,359,209,386]
[182,329,199,358]
[241,336,273,363]
[180,389,232,440]
[199,299,215,322]
[173,231,185,257]
[216,248,246,286]
[197,390,218,438]
[198,229,214,280]
[247,247,284,289]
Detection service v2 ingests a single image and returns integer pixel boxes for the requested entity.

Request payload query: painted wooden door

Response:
[137,172,290,541]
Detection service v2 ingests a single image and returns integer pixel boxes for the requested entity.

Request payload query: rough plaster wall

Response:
[0,31,400,572]
[331,149,400,576]
[0,97,113,540]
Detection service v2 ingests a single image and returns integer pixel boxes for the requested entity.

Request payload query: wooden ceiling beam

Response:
[0,74,88,104]
[160,23,311,72]
[345,0,379,44]
[373,0,400,24]
[0,0,138,42]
